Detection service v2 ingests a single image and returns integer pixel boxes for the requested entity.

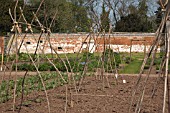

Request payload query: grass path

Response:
[120,59,143,74]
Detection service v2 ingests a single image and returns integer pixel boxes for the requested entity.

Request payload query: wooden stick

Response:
[64,85,68,113]
[163,19,170,113]
[128,7,170,112]
[1,45,4,71]
[18,71,27,113]
[23,43,51,113]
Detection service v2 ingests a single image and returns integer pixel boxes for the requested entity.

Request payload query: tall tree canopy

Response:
[114,0,155,32]
[0,0,35,35]
[29,0,91,33]
[100,3,110,32]
[0,0,91,35]
[0,0,162,35]
[155,1,163,28]
[0,0,23,35]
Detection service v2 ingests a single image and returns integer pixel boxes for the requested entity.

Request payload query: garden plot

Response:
[0,75,165,113]
[1,0,170,112]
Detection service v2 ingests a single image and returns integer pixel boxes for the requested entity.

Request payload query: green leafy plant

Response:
[38,63,51,71]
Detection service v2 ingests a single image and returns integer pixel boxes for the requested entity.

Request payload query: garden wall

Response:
[8,32,157,54]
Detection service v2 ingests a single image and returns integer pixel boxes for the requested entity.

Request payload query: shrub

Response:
[13,63,36,71]
[104,49,121,67]
[87,60,98,72]
[82,51,95,61]
[18,53,29,61]
[38,63,51,71]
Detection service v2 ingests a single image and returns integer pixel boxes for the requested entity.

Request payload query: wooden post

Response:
[1,50,4,71]
[144,40,146,59]
[163,19,170,113]
[130,39,146,62]
[1,37,4,71]
[130,39,132,62]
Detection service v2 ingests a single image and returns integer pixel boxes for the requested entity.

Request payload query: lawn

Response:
[119,52,144,74]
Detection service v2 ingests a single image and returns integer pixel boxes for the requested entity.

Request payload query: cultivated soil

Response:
[0,74,167,113]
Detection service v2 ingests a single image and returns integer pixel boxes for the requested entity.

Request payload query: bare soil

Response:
[0,74,166,113]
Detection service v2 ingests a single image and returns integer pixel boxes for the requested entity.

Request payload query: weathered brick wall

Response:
[8,33,157,54]
[93,33,155,52]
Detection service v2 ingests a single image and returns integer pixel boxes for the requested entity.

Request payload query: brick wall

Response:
[8,33,157,54]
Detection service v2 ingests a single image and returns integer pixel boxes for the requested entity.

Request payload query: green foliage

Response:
[100,3,110,32]
[13,63,36,71]
[138,0,148,18]
[0,72,61,103]
[18,53,29,61]
[0,0,162,34]
[120,60,143,74]
[155,6,162,28]
[77,52,98,72]
[0,0,91,35]
[105,49,121,66]
[38,63,51,71]
[81,51,95,61]
[87,60,98,72]
[0,0,15,35]
[30,0,91,33]
[128,4,138,14]
[0,0,34,35]
[123,57,131,64]
[119,52,144,74]
[114,0,155,32]
[12,51,121,73]
[115,14,154,32]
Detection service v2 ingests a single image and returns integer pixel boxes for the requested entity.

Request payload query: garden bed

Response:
[0,74,166,113]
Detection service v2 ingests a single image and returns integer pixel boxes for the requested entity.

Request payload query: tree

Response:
[100,3,110,32]
[115,13,155,32]
[155,2,163,28]
[29,0,91,33]
[128,4,138,14]
[114,0,155,32]
[138,0,148,18]
[115,14,142,32]
[0,0,17,35]
[0,0,35,35]
[71,0,91,32]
